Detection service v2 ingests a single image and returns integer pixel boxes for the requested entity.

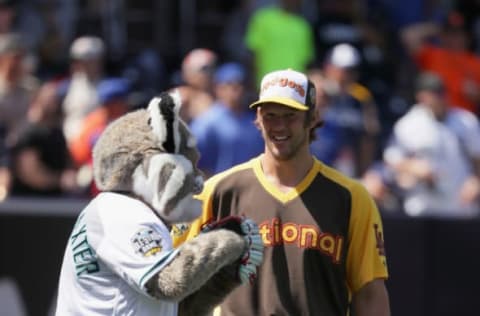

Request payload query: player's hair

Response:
[305,108,323,143]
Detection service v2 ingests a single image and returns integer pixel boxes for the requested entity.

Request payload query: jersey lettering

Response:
[259,218,344,264]
[373,223,386,256]
[261,77,306,97]
[70,213,100,276]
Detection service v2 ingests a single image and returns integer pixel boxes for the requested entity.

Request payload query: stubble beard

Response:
[264,129,310,161]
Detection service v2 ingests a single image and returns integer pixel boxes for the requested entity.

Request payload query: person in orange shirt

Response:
[401,11,480,116]
[69,78,131,195]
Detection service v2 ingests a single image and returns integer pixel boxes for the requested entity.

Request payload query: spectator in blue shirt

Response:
[190,62,264,178]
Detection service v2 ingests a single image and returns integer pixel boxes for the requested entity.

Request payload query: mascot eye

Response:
[147,117,152,126]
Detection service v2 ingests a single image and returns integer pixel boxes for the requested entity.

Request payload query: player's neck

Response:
[260,152,314,192]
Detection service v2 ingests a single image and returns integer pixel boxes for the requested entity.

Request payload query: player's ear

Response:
[254,107,261,130]
[310,107,321,129]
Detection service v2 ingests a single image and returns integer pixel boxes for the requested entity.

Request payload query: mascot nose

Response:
[193,176,204,195]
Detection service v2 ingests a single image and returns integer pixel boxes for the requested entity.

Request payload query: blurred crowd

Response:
[0,0,479,219]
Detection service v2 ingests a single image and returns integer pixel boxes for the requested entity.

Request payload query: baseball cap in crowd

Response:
[97,78,131,104]
[214,62,246,84]
[415,72,445,93]
[249,69,316,111]
[181,48,217,73]
[70,36,105,61]
[326,43,361,68]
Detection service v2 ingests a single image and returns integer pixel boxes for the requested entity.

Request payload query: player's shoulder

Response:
[199,158,258,198]
[205,158,257,185]
[316,159,369,198]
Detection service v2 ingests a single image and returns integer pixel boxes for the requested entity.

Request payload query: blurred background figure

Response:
[175,48,217,123]
[313,43,380,178]
[307,67,344,166]
[0,0,17,36]
[311,0,366,64]
[68,77,131,167]
[190,62,263,178]
[62,35,106,145]
[383,72,480,218]
[68,77,131,196]
[0,122,9,200]
[122,48,167,110]
[401,10,480,117]
[244,0,315,87]
[7,80,80,197]
[0,32,39,146]
[0,0,46,53]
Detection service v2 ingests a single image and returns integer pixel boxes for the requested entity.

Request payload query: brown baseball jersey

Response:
[172,156,388,316]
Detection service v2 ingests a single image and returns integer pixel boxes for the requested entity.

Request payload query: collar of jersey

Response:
[252,156,321,204]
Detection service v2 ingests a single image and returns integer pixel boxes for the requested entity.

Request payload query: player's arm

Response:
[346,182,390,313]
[352,278,390,316]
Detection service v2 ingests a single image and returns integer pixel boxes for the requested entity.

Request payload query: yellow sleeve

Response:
[171,179,216,247]
[346,182,388,293]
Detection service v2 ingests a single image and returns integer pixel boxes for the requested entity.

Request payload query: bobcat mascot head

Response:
[92,90,204,223]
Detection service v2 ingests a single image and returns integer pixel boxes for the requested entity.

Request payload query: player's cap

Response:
[250,69,316,111]
[70,36,105,61]
[182,48,217,73]
[214,62,246,84]
[326,43,361,68]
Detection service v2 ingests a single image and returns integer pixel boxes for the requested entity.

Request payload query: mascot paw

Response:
[201,216,264,285]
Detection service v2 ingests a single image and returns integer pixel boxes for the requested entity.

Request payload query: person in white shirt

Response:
[384,72,480,217]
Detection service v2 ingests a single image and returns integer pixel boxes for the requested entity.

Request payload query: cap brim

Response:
[249,97,309,111]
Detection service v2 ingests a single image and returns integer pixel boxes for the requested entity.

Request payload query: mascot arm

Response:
[178,264,240,316]
[145,229,245,302]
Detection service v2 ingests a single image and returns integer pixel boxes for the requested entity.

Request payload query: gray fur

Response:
[92,109,159,191]
[178,265,241,316]
[145,229,245,302]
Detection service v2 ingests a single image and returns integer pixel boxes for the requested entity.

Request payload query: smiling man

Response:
[173,69,390,316]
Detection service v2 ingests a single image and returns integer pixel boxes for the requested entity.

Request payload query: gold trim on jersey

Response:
[252,156,322,204]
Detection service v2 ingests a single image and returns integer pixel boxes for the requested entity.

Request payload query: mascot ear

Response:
[158,92,176,153]
[147,91,182,154]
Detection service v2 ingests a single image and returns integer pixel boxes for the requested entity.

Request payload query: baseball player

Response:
[174,69,390,315]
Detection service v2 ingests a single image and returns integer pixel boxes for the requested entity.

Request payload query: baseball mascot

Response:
[55,91,264,316]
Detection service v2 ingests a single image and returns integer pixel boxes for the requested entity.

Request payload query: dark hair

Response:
[305,108,322,143]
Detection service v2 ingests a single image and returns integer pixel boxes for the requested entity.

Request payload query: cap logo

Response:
[261,77,305,98]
